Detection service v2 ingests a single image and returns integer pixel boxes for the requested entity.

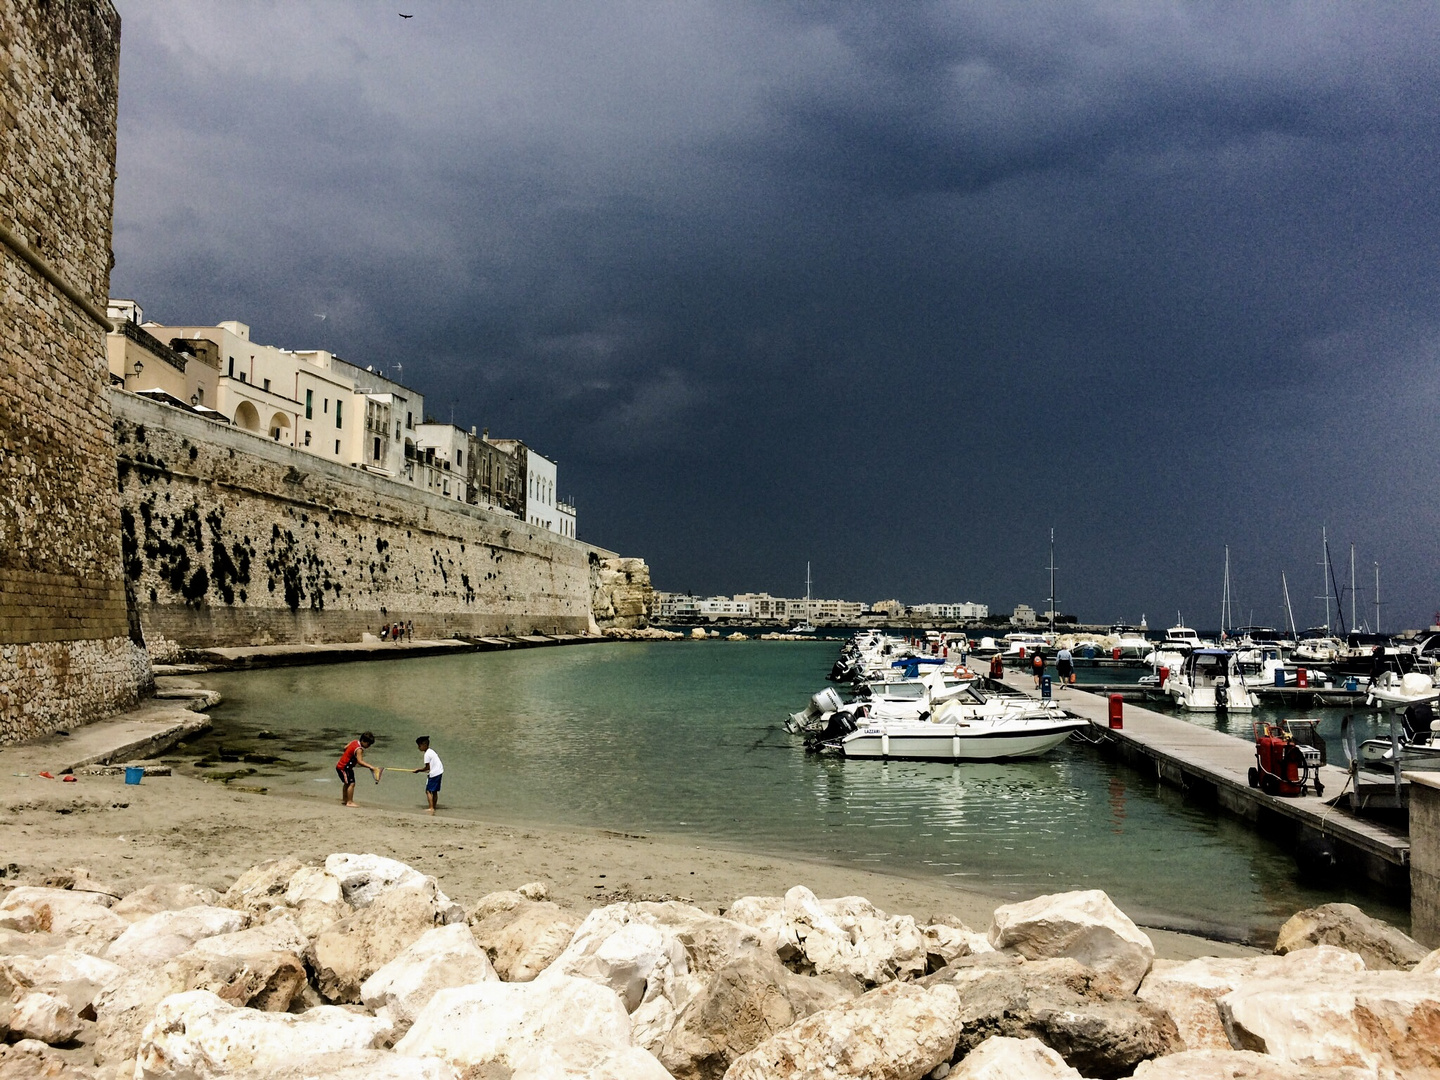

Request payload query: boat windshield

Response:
[876,681,926,700]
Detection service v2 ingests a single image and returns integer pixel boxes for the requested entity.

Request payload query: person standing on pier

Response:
[1031,649,1045,688]
[1057,646,1074,686]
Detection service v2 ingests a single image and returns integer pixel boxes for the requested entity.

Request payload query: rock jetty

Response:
[1,859,1437,1078]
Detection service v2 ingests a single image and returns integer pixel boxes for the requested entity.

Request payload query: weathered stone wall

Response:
[113,391,634,650]
[0,1,148,743]
[590,558,654,632]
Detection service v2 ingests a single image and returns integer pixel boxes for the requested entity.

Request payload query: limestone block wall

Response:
[0,1,148,743]
[113,391,631,650]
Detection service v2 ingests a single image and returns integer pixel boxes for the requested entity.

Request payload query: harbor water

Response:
[193,641,1408,941]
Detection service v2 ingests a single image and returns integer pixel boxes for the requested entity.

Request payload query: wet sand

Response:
[0,744,1255,961]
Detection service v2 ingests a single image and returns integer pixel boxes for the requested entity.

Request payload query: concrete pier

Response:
[1407,771,1440,945]
[991,668,1411,890]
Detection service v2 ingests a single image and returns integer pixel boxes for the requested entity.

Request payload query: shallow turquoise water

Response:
[195,641,1408,939]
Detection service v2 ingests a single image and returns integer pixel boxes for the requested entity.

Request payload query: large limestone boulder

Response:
[308,879,465,1003]
[112,883,222,922]
[7,991,81,1046]
[724,978,963,1080]
[469,890,578,982]
[934,955,1183,1080]
[133,989,390,1079]
[725,887,928,986]
[394,976,671,1079]
[988,889,1155,994]
[1131,1048,1376,1078]
[540,903,690,1013]
[210,1052,458,1079]
[1,951,125,1012]
[922,919,993,972]
[167,949,307,1013]
[1273,903,1429,971]
[360,923,498,1031]
[105,906,249,968]
[283,866,345,907]
[222,858,304,914]
[186,914,307,960]
[94,967,188,1070]
[0,1040,99,1080]
[1138,946,1365,1050]
[324,853,427,908]
[636,900,767,976]
[1217,969,1440,1074]
[655,948,856,1080]
[950,1036,1083,1079]
[0,887,126,947]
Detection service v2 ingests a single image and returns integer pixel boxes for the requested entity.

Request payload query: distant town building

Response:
[104,306,578,534]
[911,602,989,620]
[871,599,906,617]
[1011,604,1038,627]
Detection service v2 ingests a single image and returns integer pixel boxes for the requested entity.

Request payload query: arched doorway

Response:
[269,412,292,443]
[233,400,260,431]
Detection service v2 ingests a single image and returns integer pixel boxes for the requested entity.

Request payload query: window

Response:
[335,440,340,454]
[324,398,329,414]
[407,412,413,429]
[263,378,271,392]
[395,422,401,439]
[335,400,343,428]
[305,390,313,420]
[228,357,235,377]
[456,449,463,468]
[238,371,247,383]
[373,436,381,460]
[304,431,311,447]
[196,387,204,405]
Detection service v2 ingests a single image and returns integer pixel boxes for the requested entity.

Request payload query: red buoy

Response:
[1109,693,1124,729]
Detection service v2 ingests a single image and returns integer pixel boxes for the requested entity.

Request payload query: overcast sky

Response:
[111,2,1440,629]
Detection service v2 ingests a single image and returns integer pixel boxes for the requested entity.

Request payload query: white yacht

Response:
[1162,649,1257,711]
[836,690,1086,761]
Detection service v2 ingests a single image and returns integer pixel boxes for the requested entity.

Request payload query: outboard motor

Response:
[1215,676,1229,710]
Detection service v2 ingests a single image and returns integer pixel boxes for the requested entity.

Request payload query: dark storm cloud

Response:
[111,2,1440,628]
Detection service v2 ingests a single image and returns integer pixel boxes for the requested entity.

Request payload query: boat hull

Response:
[841,720,1086,761]
[1359,739,1440,768]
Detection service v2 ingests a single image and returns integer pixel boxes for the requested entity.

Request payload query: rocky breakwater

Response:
[1,869,1438,1080]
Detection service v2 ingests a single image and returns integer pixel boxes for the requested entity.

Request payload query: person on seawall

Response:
[402,735,444,815]
[336,732,382,808]
[1032,649,1045,688]
[1056,645,1074,686]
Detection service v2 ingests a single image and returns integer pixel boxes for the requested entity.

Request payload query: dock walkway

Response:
[990,667,1410,888]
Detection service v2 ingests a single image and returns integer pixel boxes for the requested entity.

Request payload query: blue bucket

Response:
[124,766,144,785]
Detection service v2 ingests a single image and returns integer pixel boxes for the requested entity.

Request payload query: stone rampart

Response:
[0,1,149,743]
[112,391,634,651]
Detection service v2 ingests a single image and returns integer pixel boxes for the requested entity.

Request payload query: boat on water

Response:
[1162,649,1258,711]
[1112,631,1152,659]
[789,561,817,633]
[1354,702,1440,768]
[999,633,1050,660]
[835,709,1089,761]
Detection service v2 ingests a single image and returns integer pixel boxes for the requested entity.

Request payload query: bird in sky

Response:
[399,12,413,17]
[314,313,326,320]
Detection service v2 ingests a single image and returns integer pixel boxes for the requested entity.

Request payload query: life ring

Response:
[952,666,975,678]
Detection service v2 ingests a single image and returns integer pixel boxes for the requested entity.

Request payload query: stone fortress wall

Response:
[0,1,150,742]
[112,391,638,652]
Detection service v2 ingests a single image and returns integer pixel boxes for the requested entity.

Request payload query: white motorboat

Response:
[1163,649,1257,711]
[837,704,1087,761]
[1112,632,1152,659]
[1000,633,1049,660]
[1367,670,1440,709]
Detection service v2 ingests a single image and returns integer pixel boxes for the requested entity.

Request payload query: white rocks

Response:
[324,853,427,908]
[186,914,307,960]
[361,923,498,1031]
[134,989,391,1079]
[469,890,577,982]
[1137,946,1366,1051]
[923,921,993,970]
[222,858,305,914]
[0,886,126,946]
[1217,968,1440,1075]
[0,950,124,1012]
[950,1036,1083,1079]
[284,866,345,907]
[308,879,465,1003]
[541,904,690,1013]
[1273,903,1429,972]
[112,883,222,922]
[105,905,249,968]
[395,976,670,1079]
[7,991,81,1046]
[1130,1048,1375,1078]
[725,979,963,1080]
[988,889,1155,994]
[726,887,928,986]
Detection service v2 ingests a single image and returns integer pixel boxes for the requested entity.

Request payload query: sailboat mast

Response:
[805,561,812,622]
[1321,527,1331,634]
[1350,543,1357,634]
[1282,572,1297,639]
[1375,562,1381,635]
[1048,528,1056,635]
[1221,546,1231,639]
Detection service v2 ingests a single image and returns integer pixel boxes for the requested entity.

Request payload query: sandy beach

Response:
[0,729,1254,963]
